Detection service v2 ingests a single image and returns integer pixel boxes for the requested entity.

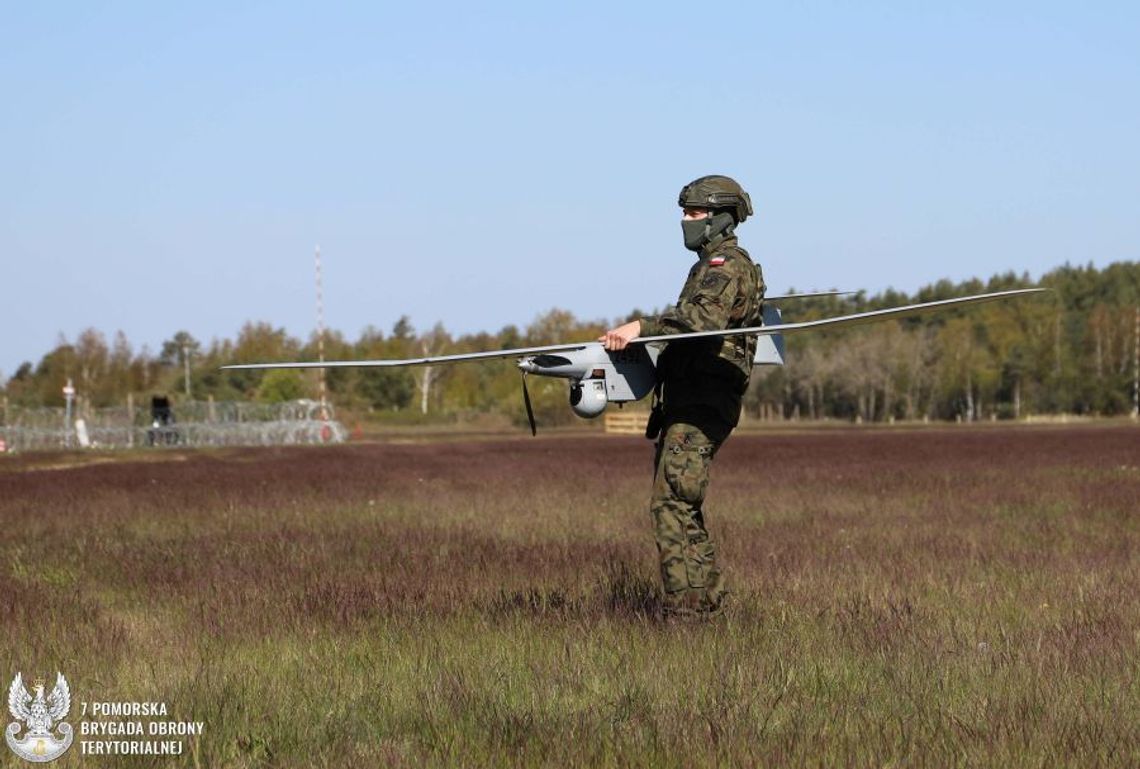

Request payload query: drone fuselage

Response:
[517,306,786,418]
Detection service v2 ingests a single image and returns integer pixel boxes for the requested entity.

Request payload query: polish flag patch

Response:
[708,256,726,266]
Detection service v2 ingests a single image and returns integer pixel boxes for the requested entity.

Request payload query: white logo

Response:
[5,673,73,763]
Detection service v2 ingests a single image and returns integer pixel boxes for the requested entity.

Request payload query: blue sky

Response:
[2,2,1137,376]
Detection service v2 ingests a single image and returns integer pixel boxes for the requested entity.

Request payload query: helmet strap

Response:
[701,211,735,254]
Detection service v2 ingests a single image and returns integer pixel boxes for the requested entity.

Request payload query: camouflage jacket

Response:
[640,237,765,426]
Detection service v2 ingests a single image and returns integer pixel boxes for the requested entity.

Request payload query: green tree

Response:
[352,323,415,411]
[256,369,306,403]
[159,331,201,367]
[222,322,302,397]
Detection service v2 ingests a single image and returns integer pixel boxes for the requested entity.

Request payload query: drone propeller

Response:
[520,372,537,436]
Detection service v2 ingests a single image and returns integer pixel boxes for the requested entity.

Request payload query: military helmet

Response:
[678,175,753,224]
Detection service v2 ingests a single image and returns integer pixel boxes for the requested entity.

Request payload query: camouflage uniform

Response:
[639,177,765,618]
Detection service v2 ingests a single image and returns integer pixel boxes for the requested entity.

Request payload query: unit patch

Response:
[699,271,731,292]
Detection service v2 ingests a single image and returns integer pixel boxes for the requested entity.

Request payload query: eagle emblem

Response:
[5,673,73,763]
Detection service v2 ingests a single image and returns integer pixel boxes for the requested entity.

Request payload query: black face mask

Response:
[681,212,735,252]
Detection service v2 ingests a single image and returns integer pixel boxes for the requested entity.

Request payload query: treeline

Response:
[752,262,1138,421]
[3,261,1137,425]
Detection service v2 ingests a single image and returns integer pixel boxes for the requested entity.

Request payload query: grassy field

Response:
[1,425,1137,767]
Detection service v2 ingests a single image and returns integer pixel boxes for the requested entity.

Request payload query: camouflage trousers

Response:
[651,420,727,616]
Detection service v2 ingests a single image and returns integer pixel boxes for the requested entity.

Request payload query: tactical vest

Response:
[657,241,765,427]
[711,243,765,382]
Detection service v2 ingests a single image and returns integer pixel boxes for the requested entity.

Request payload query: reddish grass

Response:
[0,424,1136,767]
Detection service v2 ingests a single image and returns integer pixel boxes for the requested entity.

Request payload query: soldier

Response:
[600,175,765,619]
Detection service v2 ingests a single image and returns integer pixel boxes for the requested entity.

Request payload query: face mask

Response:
[681,218,708,251]
[681,212,736,252]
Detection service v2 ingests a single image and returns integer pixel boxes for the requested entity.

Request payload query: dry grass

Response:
[1,425,1137,767]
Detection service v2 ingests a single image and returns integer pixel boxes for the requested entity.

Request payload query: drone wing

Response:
[636,288,1047,344]
[764,290,853,302]
[220,288,1044,371]
[8,673,30,722]
[222,341,596,372]
[47,673,70,722]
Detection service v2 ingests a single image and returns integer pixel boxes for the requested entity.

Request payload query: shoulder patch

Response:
[708,256,726,266]
[699,270,732,293]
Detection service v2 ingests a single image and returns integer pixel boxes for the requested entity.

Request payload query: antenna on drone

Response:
[315,245,329,426]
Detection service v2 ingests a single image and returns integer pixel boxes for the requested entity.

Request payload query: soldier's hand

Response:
[599,320,641,351]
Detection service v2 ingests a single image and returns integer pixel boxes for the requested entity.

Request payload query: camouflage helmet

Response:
[678,175,753,224]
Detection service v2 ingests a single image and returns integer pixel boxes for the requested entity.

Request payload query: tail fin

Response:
[754,305,785,366]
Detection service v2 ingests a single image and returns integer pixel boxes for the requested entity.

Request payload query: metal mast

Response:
[182,342,192,398]
[315,245,329,424]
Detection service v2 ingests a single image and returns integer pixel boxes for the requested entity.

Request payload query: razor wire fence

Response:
[0,398,347,453]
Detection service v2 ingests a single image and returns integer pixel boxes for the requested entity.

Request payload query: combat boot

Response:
[660,588,728,623]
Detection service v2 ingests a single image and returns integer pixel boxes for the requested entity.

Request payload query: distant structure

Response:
[0,398,347,452]
[315,245,330,430]
[147,394,179,446]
